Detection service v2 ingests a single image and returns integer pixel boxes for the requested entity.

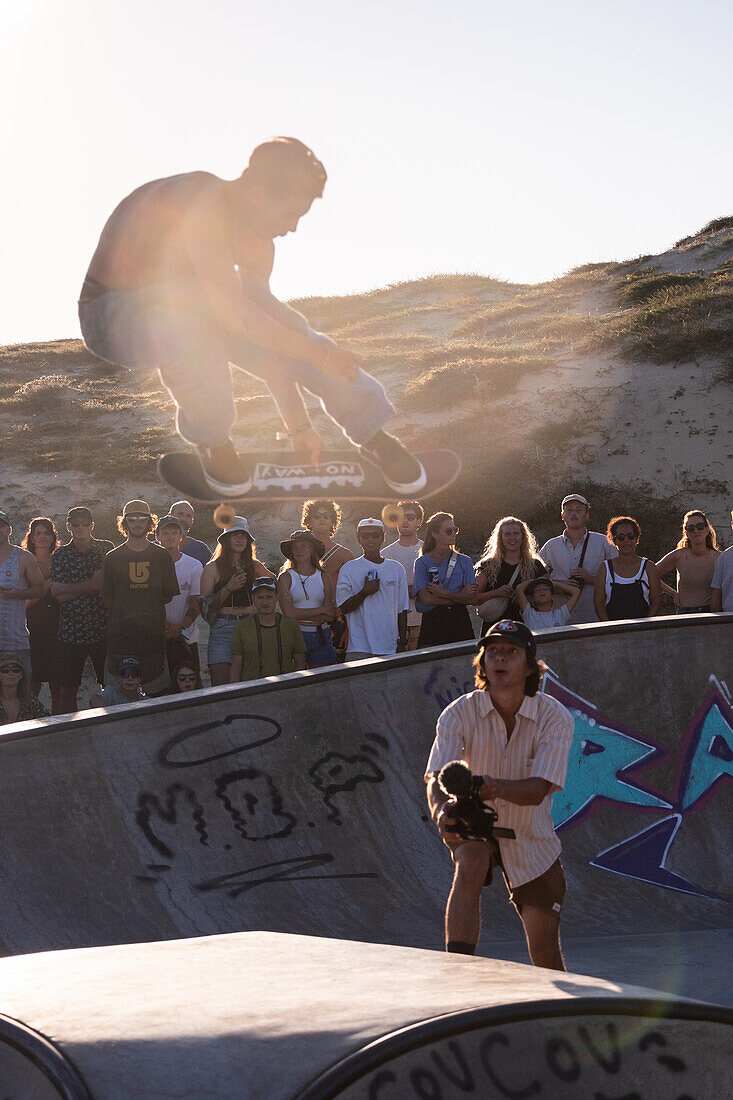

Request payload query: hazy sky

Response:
[3,0,732,345]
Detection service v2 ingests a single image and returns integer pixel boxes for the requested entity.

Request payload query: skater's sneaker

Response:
[197,443,252,496]
[359,430,427,494]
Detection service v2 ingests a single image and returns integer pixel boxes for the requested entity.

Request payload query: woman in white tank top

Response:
[277,530,338,668]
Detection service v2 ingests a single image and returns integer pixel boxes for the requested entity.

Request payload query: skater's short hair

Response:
[302,499,342,534]
[244,138,327,200]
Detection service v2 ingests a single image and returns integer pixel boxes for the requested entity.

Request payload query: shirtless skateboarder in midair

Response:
[79,137,426,498]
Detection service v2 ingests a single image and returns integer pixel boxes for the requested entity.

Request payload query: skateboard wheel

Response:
[381,503,405,528]
[213,503,237,530]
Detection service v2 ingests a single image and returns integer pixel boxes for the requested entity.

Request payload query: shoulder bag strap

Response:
[445,552,458,583]
[577,532,591,571]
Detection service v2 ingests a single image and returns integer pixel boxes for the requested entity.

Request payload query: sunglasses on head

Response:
[614,532,637,542]
[126,514,150,522]
[685,522,707,532]
[311,511,332,520]
[177,673,197,682]
[120,668,142,679]
[0,665,22,673]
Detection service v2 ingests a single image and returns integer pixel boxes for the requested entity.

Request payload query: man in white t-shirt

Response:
[539,493,617,625]
[383,500,424,650]
[336,518,410,660]
[156,514,203,671]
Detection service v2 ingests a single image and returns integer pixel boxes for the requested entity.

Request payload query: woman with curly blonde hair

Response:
[475,516,548,629]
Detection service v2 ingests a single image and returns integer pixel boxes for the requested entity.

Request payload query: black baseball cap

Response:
[115,655,142,673]
[477,619,537,657]
[67,506,93,524]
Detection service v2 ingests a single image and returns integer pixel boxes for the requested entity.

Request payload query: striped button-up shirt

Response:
[425,689,574,888]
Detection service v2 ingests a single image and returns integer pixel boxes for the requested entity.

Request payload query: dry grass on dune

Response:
[1,218,732,555]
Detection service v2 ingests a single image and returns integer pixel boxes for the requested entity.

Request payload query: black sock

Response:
[447,941,476,955]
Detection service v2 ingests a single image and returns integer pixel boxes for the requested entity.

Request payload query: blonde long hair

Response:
[477,516,544,586]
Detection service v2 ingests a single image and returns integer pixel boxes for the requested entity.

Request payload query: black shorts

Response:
[505,858,566,916]
[59,640,107,688]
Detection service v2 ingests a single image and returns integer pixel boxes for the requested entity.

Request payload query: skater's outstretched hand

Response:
[293,426,326,466]
[311,333,361,383]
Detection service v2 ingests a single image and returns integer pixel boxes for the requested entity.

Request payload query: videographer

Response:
[425,620,573,969]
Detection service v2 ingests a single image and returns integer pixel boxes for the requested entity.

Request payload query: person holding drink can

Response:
[336,518,410,661]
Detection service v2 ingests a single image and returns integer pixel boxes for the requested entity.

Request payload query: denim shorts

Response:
[207,618,238,665]
[302,627,338,668]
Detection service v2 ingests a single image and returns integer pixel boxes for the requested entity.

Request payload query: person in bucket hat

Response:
[425,620,574,970]
[277,531,337,668]
[200,516,274,686]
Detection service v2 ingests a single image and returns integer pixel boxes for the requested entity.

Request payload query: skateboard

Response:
[157,448,461,506]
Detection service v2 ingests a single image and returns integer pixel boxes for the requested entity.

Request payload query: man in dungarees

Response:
[79,138,426,498]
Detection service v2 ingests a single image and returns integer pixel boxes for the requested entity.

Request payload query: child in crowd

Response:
[516,576,580,631]
[89,655,147,709]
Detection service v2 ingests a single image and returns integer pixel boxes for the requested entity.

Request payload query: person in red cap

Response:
[425,620,573,969]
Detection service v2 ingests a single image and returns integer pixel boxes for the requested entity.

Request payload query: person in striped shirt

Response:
[425,619,574,969]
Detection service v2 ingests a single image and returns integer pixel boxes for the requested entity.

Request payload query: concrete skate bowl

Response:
[0,614,730,981]
[0,932,730,1099]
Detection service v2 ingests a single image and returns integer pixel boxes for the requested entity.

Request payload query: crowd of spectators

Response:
[0,493,730,722]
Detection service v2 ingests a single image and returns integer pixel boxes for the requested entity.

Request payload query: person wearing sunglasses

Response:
[168,661,203,694]
[594,517,662,621]
[656,510,721,614]
[89,656,146,709]
[0,650,50,726]
[100,501,179,695]
[414,512,479,648]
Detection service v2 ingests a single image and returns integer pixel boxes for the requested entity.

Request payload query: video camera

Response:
[437,760,516,843]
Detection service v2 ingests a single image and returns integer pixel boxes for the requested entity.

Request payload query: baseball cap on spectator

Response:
[0,651,24,671]
[525,576,555,597]
[66,506,93,524]
[217,516,252,544]
[252,577,277,594]
[156,514,182,532]
[115,655,142,673]
[357,517,385,530]
[280,529,325,558]
[477,619,537,658]
[122,499,152,516]
[0,510,11,525]
[561,493,589,508]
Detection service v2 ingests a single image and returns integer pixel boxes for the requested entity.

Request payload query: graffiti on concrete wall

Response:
[548,673,732,899]
[134,714,387,894]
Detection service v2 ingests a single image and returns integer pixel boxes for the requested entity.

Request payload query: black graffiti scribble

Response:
[194,853,379,898]
[136,783,209,859]
[214,767,296,841]
[309,736,386,824]
[638,1031,687,1073]
[159,713,282,768]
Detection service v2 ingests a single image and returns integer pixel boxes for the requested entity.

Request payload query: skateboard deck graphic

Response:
[157,449,461,505]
